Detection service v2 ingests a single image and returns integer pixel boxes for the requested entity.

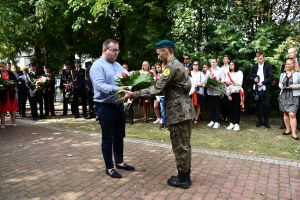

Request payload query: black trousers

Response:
[44,90,55,115]
[228,93,241,124]
[87,91,95,117]
[95,103,125,169]
[221,96,228,121]
[62,90,71,115]
[71,89,87,117]
[255,90,270,125]
[208,95,221,123]
[29,90,44,118]
[18,92,29,117]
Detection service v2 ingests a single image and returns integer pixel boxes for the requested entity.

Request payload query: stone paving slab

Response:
[0,121,299,200]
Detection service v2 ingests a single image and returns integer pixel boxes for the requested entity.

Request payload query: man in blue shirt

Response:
[89,39,135,178]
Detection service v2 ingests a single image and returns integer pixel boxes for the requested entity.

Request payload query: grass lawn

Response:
[36,114,300,160]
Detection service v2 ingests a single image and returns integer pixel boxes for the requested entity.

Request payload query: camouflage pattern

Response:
[133,56,194,125]
[169,120,192,173]
[133,56,193,174]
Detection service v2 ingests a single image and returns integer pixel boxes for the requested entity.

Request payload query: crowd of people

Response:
[0,47,299,141]
[0,38,299,189]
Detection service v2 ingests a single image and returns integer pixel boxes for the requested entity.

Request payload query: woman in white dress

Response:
[190,60,206,124]
[224,60,243,131]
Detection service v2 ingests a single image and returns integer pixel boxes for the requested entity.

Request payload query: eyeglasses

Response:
[108,48,120,53]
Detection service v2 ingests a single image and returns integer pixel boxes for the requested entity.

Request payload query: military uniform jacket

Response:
[43,72,55,93]
[60,69,72,90]
[72,68,86,91]
[133,57,194,125]
[85,68,93,93]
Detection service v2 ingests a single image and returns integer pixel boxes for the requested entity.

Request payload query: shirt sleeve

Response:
[90,64,118,94]
[133,67,175,98]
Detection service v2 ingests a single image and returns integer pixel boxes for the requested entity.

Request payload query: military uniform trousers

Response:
[169,120,192,173]
[62,90,71,115]
[71,88,87,117]
[87,90,95,117]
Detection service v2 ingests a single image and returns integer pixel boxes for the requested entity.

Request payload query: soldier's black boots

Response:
[167,171,191,189]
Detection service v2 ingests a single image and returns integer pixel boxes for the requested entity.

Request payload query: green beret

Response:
[155,39,175,49]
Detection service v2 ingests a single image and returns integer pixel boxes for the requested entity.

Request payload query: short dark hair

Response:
[224,55,230,60]
[102,39,119,49]
[192,60,199,64]
[230,60,240,72]
[155,62,162,67]
[256,51,265,57]
[210,57,217,62]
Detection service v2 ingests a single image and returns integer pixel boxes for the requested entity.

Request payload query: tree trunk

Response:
[34,45,43,71]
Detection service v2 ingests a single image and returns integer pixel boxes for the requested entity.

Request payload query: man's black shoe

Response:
[170,175,192,186]
[167,175,190,189]
[256,122,263,127]
[160,124,167,129]
[116,163,135,171]
[87,115,94,119]
[264,124,271,128]
[74,115,79,119]
[106,169,122,178]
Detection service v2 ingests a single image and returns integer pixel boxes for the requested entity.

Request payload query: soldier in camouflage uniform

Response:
[123,40,194,189]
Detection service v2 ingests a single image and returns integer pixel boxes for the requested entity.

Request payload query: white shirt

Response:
[190,71,206,95]
[220,65,230,81]
[253,63,266,91]
[206,66,223,96]
[225,71,243,93]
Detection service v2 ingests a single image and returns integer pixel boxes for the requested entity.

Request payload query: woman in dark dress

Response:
[0,61,18,128]
[278,58,300,140]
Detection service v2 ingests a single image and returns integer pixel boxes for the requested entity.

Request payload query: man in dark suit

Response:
[85,61,95,119]
[71,59,87,118]
[43,66,56,116]
[60,61,73,116]
[26,62,44,120]
[17,67,29,118]
[247,52,273,128]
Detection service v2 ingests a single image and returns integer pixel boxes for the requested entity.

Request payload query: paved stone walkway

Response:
[0,120,299,200]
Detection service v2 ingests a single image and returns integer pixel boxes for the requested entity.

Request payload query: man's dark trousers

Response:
[255,91,270,126]
[95,102,125,169]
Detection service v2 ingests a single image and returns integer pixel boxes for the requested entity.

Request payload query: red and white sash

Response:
[227,72,245,108]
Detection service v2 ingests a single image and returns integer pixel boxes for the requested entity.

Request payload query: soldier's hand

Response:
[122,91,133,101]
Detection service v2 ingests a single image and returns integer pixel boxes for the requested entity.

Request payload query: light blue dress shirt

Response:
[90,57,125,103]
